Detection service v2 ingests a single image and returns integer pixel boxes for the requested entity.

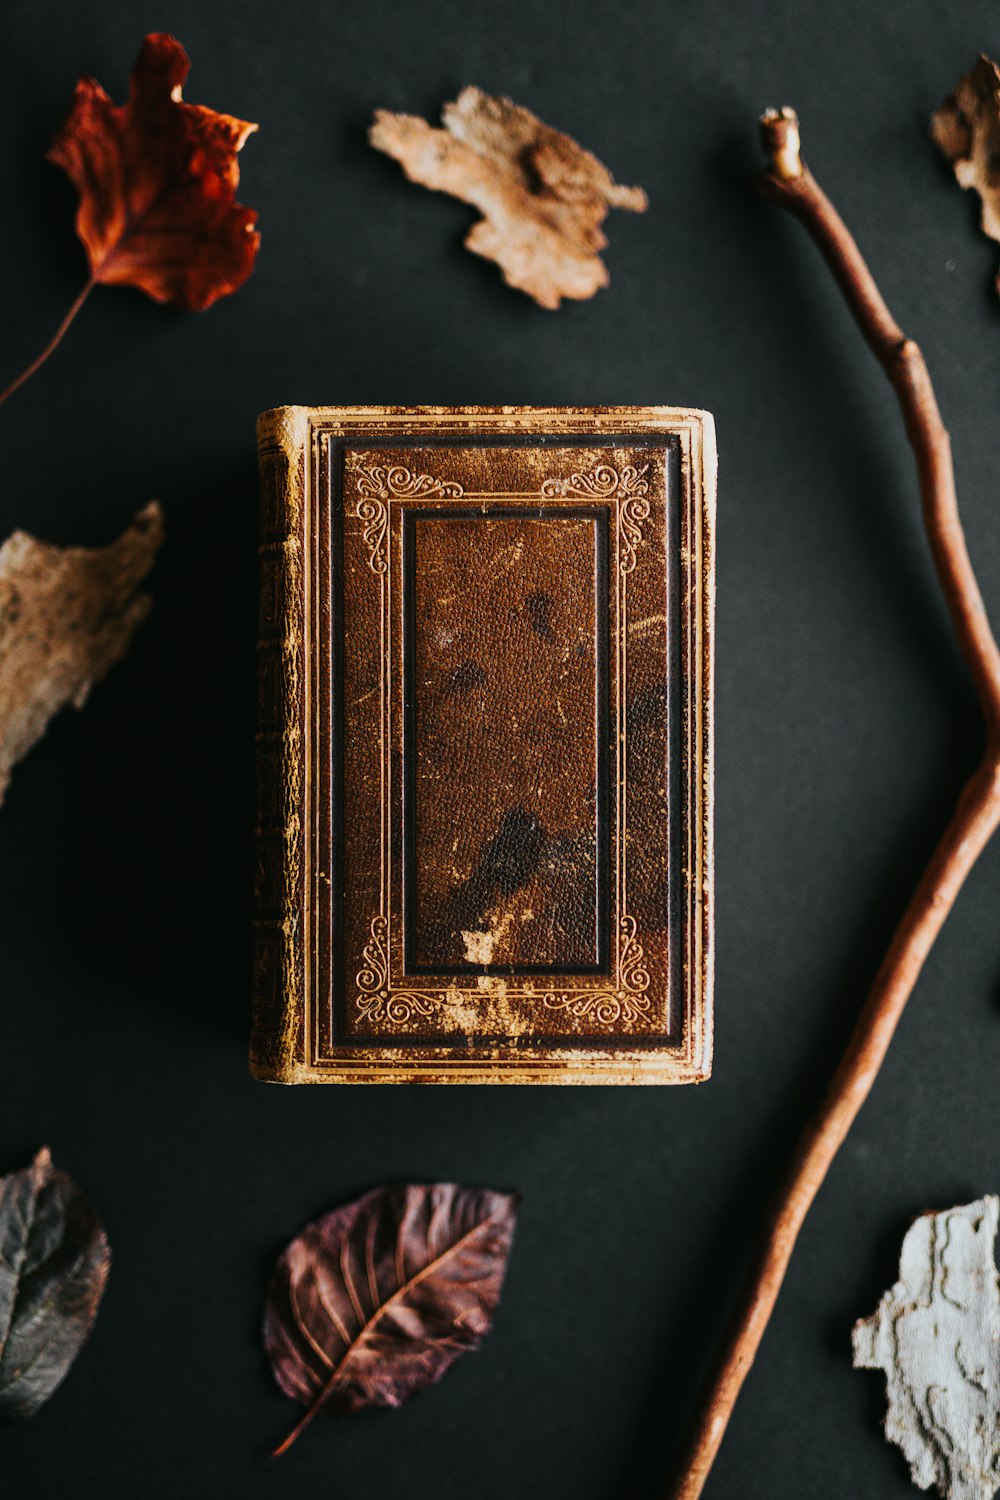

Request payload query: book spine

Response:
[252,407,310,1082]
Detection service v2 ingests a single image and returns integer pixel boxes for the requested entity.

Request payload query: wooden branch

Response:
[670,107,1000,1500]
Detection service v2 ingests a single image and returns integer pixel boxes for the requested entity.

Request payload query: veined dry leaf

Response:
[933,57,1000,296]
[264,1182,519,1454]
[48,33,259,310]
[369,87,647,309]
[0,502,163,804]
[853,1196,1000,1499]
[0,1148,111,1421]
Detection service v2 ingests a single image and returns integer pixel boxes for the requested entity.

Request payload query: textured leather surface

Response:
[410,512,601,969]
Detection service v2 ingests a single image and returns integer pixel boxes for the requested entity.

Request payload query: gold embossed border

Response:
[279,405,714,1085]
[344,453,652,1033]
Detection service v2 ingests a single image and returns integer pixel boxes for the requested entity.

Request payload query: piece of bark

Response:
[932,57,1000,295]
[0,502,163,803]
[853,1197,1000,1499]
[369,86,647,309]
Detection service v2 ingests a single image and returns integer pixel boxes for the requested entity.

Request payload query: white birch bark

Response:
[853,1196,1000,1498]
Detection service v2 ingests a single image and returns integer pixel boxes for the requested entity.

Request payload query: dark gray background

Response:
[2,0,998,1495]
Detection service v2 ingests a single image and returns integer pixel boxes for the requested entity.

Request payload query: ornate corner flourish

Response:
[355,464,465,500]
[540,463,651,573]
[353,465,465,573]
[355,495,388,574]
[542,914,652,1027]
[355,915,435,1026]
[540,462,649,502]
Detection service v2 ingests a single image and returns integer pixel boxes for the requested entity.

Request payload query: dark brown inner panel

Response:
[405,510,604,970]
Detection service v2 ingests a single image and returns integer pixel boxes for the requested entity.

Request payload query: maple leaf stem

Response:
[669,108,1000,1499]
[0,277,96,409]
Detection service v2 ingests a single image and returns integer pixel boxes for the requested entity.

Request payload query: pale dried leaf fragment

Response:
[369,86,647,309]
[0,502,163,803]
[853,1196,1000,1500]
[932,57,1000,294]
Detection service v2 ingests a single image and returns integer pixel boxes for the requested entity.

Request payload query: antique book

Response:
[254,406,715,1084]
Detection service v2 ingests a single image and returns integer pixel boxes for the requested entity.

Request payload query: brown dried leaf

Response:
[932,56,1000,291]
[0,1148,111,1422]
[264,1182,519,1454]
[369,86,647,309]
[0,503,163,804]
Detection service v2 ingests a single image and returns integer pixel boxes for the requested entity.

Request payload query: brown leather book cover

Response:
[254,406,715,1084]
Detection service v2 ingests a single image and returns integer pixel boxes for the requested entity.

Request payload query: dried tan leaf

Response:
[932,56,1000,291]
[0,502,163,803]
[369,86,647,309]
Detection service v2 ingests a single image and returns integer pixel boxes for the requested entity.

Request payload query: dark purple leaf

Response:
[0,1148,111,1421]
[264,1182,518,1454]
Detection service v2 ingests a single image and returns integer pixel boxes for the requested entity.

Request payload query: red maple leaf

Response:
[1,34,259,406]
[49,32,259,309]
